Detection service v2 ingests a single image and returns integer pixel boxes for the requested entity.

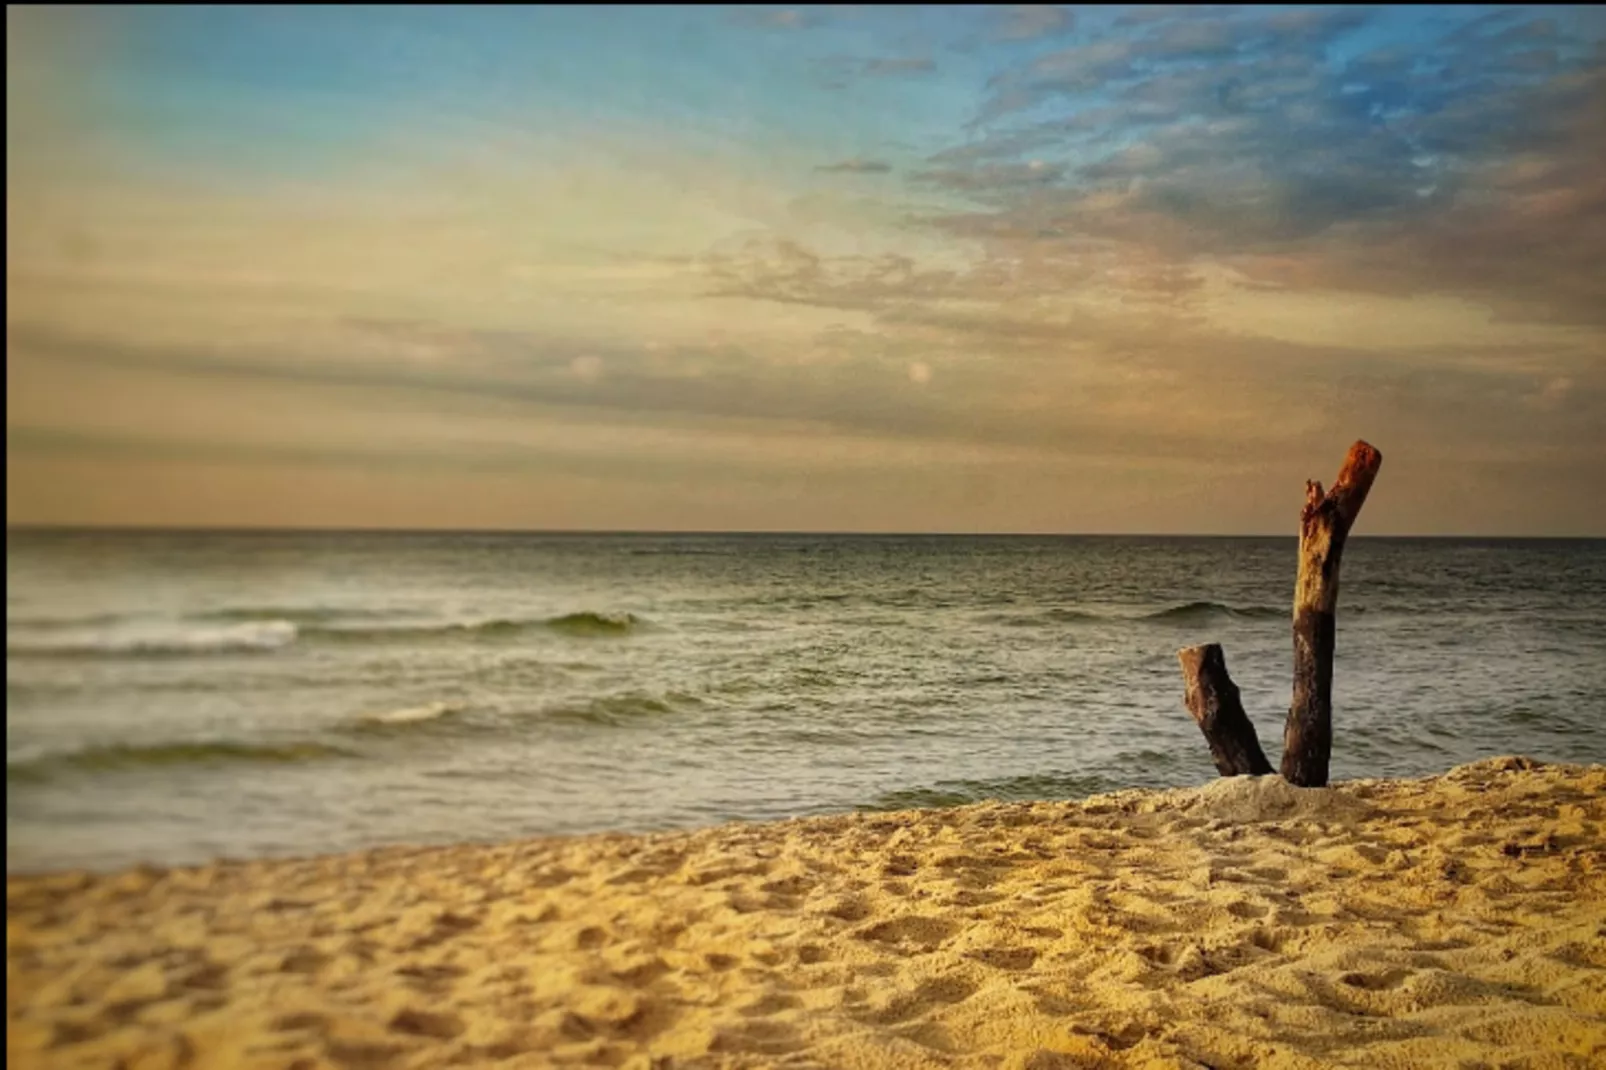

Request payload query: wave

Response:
[195,606,399,626]
[864,770,1122,812]
[296,618,534,643]
[1140,601,1286,622]
[6,620,299,657]
[1140,601,1369,622]
[975,608,1116,628]
[1045,607,1104,622]
[304,612,644,642]
[5,611,133,631]
[7,739,356,781]
[544,690,700,727]
[980,603,1285,628]
[542,611,644,637]
[6,610,648,657]
[352,701,463,727]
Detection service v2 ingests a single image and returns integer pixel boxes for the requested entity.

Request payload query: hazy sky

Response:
[7,5,1605,534]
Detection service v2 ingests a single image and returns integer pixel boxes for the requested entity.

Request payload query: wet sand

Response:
[7,755,1605,1069]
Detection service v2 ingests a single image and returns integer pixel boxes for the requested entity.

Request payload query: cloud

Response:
[934,5,1606,325]
[7,5,1605,534]
[1528,375,1575,411]
[1255,6,1373,50]
[815,158,893,174]
[32,302,1552,483]
[1014,39,1137,94]
[667,107,1606,528]
[729,7,825,31]
[10,318,997,457]
[699,235,956,312]
[980,8,1375,121]
[1112,6,1238,29]
[569,354,604,381]
[811,55,936,88]
[990,6,1075,43]
[914,159,1063,197]
[859,57,936,77]
[1136,15,1242,61]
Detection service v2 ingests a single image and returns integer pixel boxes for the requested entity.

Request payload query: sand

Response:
[7,756,1605,1070]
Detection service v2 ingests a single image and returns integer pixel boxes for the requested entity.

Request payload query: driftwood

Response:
[1178,440,1382,786]
[1282,440,1383,786]
[1177,644,1274,777]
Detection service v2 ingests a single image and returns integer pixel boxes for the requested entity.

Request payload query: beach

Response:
[8,755,1604,1069]
[10,4,1606,1066]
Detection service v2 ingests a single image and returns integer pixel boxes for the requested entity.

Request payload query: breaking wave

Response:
[979,602,1294,628]
[543,690,703,727]
[863,748,1199,813]
[5,620,300,657]
[980,607,1106,627]
[7,740,356,781]
[305,612,645,642]
[863,771,1122,812]
[541,611,644,637]
[351,701,464,727]
[1140,601,1287,622]
[5,610,648,657]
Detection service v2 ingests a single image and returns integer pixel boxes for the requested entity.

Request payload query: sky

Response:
[7,4,1605,535]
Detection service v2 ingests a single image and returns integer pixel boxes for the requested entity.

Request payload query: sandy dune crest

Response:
[8,756,1605,1069]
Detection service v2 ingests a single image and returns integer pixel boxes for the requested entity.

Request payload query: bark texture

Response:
[1178,643,1275,777]
[1281,440,1383,787]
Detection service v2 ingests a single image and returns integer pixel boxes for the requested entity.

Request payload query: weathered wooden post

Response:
[1281,440,1382,787]
[1177,643,1274,777]
[1177,440,1382,784]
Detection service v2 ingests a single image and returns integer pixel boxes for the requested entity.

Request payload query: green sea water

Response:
[8,531,1604,873]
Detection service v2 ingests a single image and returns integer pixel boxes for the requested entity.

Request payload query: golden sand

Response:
[7,756,1605,1070]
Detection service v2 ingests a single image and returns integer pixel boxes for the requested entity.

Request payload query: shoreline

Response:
[8,756,1605,1068]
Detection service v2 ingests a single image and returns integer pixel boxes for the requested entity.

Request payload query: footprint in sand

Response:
[278,947,329,975]
[967,946,1039,971]
[709,1018,801,1056]
[388,1007,465,1040]
[270,1011,329,1034]
[394,962,466,994]
[1339,967,1414,991]
[759,874,815,897]
[882,854,920,877]
[863,976,979,1025]
[739,991,801,1017]
[611,957,671,986]
[820,895,872,922]
[854,915,957,951]
[1226,899,1270,920]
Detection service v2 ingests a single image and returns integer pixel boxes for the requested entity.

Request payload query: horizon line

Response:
[6,524,1604,541]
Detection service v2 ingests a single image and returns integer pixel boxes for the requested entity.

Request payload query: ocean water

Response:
[7,531,1605,874]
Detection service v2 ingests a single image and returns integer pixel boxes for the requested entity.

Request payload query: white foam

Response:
[358,701,460,725]
[6,619,299,656]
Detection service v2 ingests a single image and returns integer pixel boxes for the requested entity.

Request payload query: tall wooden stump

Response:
[1281,441,1383,787]
[1178,643,1273,777]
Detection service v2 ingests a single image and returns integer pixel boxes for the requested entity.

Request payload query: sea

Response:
[7,530,1605,875]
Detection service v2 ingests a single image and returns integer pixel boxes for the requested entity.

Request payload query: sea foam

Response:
[6,619,299,657]
[355,701,462,726]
